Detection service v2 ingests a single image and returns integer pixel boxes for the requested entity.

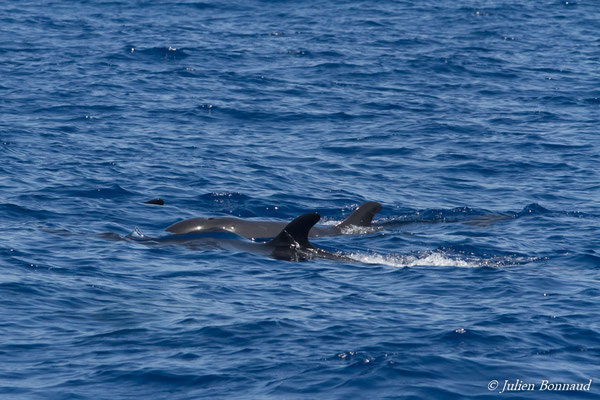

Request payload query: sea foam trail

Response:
[348,251,542,268]
[348,251,482,268]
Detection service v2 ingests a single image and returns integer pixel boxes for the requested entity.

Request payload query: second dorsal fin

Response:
[268,213,320,248]
[337,201,382,228]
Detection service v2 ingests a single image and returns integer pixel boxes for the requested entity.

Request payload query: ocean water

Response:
[1,0,599,399]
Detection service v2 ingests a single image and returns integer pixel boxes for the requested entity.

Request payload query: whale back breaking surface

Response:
[130,212,352,262]
[165,217,286,239]
[164,201,382,239]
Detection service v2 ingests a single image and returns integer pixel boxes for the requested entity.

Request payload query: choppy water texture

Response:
[1,1,599,399]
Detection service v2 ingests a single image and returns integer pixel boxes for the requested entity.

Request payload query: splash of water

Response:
[347,251,477,267]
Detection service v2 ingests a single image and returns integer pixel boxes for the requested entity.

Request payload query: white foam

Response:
[319,219,339,226]
[339,225,381,235]
[128,227,146,238]
[346,251,480,268]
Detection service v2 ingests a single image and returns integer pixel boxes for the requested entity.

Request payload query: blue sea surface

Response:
[1,0,599,399]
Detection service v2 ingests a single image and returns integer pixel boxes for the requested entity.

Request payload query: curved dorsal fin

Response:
[269,213,320,248]
[337,201,382,228]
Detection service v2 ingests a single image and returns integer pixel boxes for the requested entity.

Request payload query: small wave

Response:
[516,202,550,216]
[199,192,249,201]
[0,202,58,220]
[65,184,134,200]
[126,46,189,60]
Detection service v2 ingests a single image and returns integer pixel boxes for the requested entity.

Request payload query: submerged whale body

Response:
[165,201,382,240]
[133,213,352,262]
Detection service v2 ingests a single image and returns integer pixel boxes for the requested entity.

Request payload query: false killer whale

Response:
[165,201,382,240]
[131,213,353,262]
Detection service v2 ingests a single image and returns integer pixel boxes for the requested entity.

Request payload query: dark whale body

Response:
[165,201,382,240]
[132,213,353,262]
